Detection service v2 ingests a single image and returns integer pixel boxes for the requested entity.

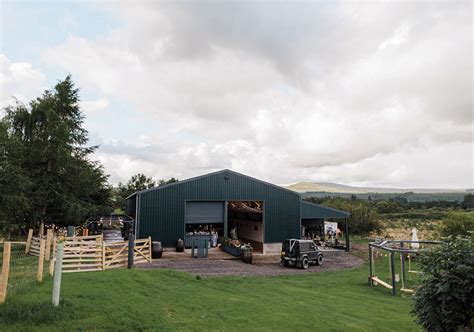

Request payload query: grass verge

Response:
[0,264,419,331]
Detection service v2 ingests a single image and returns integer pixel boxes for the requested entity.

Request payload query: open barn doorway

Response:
[227,201,263,252]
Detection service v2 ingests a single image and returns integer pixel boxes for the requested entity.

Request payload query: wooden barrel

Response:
[241,247,253,264]
[102,230,124,242]
[152,241,163,259]
[176,238,184,252]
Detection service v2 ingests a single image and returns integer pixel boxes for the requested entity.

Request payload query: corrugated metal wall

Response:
[301,201,350,219]
[125,195,136,218]
[130,170,301,246]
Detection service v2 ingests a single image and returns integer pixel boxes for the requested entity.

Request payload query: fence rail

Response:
[29,237,41,257]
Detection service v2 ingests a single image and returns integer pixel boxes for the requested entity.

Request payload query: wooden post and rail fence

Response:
[1,229,152,304]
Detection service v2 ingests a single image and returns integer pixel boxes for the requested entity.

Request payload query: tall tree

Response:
[0,118,32,234]
[159,177,179,187]
[114,174,179,212]
[114,174,156,211]
[1,76,111,229]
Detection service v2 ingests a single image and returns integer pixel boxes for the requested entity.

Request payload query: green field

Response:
[0,264,420,331]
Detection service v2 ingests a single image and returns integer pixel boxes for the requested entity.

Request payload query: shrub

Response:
[440,211,474,238]
[412,238,474,331]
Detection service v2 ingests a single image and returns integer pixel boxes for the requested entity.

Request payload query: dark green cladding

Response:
[125,195,136,219]
[129,170,301,246]
[301,201,350,219]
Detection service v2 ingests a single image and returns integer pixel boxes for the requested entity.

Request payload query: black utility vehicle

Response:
[281,239,323,269]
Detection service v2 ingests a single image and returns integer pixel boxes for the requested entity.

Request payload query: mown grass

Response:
[0,263,419,331]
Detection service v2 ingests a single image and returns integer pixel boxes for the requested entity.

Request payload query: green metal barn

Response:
[125,169,350,254]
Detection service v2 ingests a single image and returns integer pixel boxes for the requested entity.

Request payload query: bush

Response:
[440,212,474,238]
[412,238,474,331]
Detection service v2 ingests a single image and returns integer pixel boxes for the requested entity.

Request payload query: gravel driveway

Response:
[139,251,363,277]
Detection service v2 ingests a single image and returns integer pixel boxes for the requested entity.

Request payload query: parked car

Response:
[281,239,323,269]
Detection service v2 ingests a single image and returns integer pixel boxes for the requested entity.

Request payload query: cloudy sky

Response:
[1,1,472,188]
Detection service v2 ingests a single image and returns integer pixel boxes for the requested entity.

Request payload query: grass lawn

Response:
[0,263,420,332]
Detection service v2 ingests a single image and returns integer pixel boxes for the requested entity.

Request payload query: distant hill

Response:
[286,182,469,194]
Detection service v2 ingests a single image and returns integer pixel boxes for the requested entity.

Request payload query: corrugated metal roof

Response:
[301,201,350,219]
[132,169,300,197]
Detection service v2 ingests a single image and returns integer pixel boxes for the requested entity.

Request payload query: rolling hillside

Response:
[286,182,469,194]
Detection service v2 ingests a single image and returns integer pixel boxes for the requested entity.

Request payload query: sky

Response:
[0,1,472,188]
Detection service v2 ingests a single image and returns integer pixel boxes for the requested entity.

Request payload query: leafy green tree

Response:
[462,193,474,209]
[0,118,32,234]
[114,175,179,212]
[123,173,156,193]
[305,196,381,235]
[114,174,156,211]
[412,238,473,331]
[159,177,179,186]
[440,211,474,238]
[1,76,111,229]
[375,200,402,214]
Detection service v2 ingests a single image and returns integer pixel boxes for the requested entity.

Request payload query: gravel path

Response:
[139,252,363,277]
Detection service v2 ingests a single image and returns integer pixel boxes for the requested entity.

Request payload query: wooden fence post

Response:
[25,229,33,254]
[39,222,45,239]
[45,229,53,261]
[0,242,12,304]
[52,242,64,307]
[102,241,106,270]
[148,236,152,262]
[37,238,46,282]
[49,237,57,276]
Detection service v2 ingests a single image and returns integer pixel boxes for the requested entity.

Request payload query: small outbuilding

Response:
[125,169,350,254]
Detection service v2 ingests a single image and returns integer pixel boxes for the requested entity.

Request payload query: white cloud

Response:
[38,2,473,187]
[80,98,109,114]
[378,24,411,51]
[0,54,46,109]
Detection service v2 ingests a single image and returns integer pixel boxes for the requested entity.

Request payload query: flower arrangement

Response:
[218,237,253,257]
[219,237,242,248]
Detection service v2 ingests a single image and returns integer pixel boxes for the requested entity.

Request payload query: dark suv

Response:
[281,239,323,269]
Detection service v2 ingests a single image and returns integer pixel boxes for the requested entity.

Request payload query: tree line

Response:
[304,196,382,235]
[0,77,176,236]
[306,194,474,237]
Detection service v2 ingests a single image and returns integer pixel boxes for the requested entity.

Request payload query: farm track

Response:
[138,251,363,277]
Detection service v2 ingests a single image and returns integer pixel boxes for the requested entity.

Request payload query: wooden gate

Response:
[133,238,152,265]
[104,242,129,269]
[104,237,151,270]
[62,238,103,273]
[45,236,151,273]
